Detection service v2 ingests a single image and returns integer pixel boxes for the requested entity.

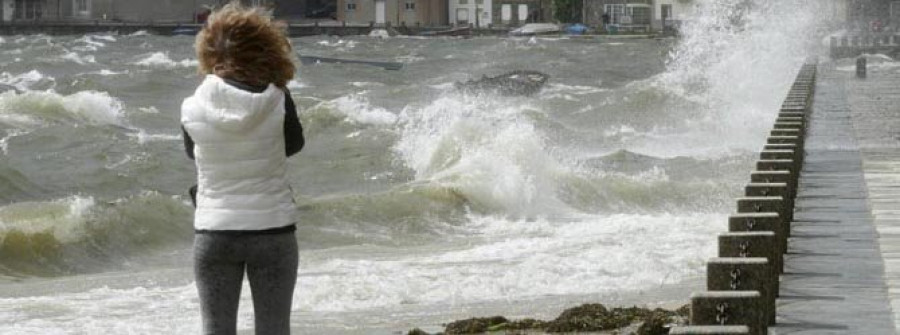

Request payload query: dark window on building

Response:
[405,1,415,11]
[74,0,88,13]
[661,4,672,20]
[15,0,43,20]
[346,2,357,11]
[630,6,650,25]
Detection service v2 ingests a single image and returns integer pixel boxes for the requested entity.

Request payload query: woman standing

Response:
[181,2,304,334]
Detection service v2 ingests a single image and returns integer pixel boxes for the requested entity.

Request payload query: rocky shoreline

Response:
[407,303,690,335]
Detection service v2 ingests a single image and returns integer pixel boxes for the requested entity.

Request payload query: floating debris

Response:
[298,54,404,71]
[454,70,549,96]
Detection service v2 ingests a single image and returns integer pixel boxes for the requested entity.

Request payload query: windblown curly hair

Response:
[195,2,295,87]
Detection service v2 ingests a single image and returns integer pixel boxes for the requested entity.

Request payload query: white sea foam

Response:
[315,39,358,52]
[0,70,55,91]
[138,106,159,114]
[133,52,198,69]
[0,90,125,129]
[60,51,96,64]
[73,35,107,52]
[93,69,127,76]
[328,94,398,126]
[350,81,385,88]
[539,83,608,101]
[286,80,307,91]
[128,30,150,36]
[0,129,28,155]
[90,34,117,42]
[294,213,721,311]
[130,131,181,145]
[602,124,638,137]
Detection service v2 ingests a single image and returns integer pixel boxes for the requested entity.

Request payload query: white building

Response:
[653,0,696,32]
[449,0,492,27]
[820,0,849,27]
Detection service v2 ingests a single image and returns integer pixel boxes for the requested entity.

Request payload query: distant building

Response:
[337,0,447,26]
[0,1,319,23]
[651,0,694,32]
[1,0,53,21]
[583,0,652,32]
[272,0,307,21]
[848,0,897,31]
[820,0,849,27]
[492,0,548,27]
[448,0,491,27]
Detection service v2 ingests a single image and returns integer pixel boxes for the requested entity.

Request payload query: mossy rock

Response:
[445,316,509,334]
[506,318,550,330]
[635,311,671,335]
[675,304,690,318]
[546,303,634,332]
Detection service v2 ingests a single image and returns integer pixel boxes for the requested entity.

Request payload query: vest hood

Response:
[190,75,283,132]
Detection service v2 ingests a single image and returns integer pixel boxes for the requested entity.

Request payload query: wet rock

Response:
[444,316,509,334]
[407,328,432,335]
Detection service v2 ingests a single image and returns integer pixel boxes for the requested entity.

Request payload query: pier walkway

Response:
[768,61,896,334]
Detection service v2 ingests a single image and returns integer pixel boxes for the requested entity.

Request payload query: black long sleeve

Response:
[283,89,305,157]
[182,126,195,160]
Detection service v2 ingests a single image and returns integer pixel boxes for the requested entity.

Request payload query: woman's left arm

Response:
[283,89,305,157]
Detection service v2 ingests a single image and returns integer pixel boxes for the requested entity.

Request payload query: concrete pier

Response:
[766,61,895,334]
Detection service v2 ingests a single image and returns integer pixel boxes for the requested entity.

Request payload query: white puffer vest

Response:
[181,75,297,231]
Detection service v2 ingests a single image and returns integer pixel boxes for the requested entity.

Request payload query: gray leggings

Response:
[194,232,298,335]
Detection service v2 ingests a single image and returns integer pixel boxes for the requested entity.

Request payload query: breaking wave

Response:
[0,192,193,277]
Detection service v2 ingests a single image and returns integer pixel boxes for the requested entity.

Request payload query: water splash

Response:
[394,94,571,215]
[662,0,824,121]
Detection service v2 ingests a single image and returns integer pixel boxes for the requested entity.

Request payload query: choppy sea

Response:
[0,1,835,333]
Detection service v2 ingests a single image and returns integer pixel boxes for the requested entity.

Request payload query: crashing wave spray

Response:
[394,95,571,216]
[658,0,826,142]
